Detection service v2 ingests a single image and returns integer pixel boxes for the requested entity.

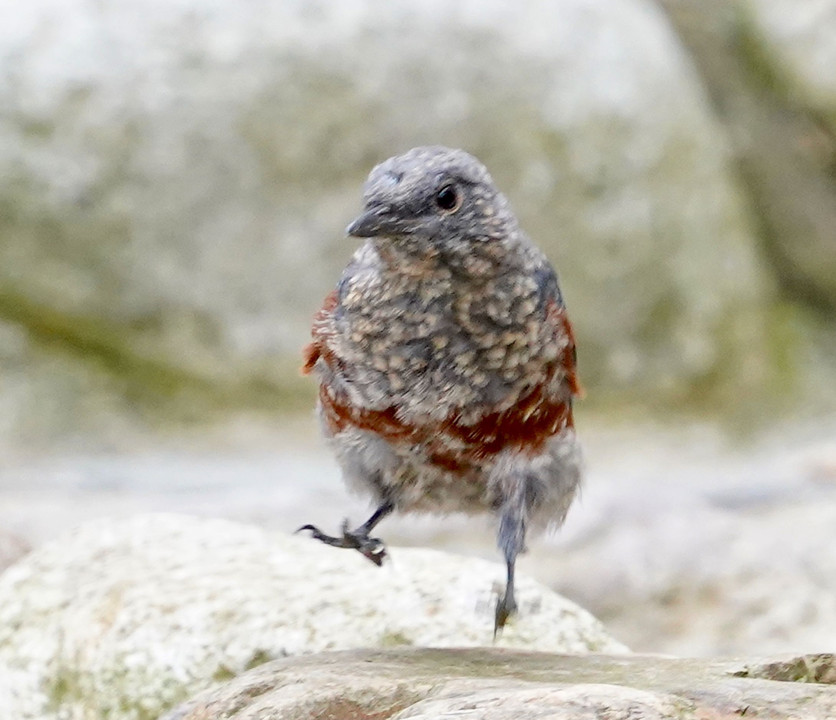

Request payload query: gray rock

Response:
[0,513,624,720]
[656,0,836,313]
[163,648,836,719]
[0,530,29,574]
[542,493,836,658]
[741,0,836,310]
[744,0,836,115]
[0,0,772,439]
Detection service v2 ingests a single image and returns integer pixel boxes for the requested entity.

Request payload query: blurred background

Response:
[0,0,835,656]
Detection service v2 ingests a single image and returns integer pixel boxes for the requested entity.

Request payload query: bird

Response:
[298,146,582,634]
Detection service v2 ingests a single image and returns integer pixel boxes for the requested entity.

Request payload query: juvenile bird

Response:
[299,146,582,633]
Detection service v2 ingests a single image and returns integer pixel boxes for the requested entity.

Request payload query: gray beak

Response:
[346,206,407,238]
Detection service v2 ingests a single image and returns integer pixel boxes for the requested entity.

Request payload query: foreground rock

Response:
[0,514,623,720]
[164,648,836,720]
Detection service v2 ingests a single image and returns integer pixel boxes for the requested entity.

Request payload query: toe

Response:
[357,537,387,566]
[494,595,518,637]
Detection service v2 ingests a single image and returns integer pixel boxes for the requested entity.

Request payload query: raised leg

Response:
[297,499,395,566]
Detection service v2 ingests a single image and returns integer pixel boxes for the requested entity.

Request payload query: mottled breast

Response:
[303,240,580,464]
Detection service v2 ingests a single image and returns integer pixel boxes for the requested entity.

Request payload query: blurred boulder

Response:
[0,513,624,720]
[656,0,836,313]
[0,0,775,437]
[742,0,836,310]
[741,0,836,127]
[0,530,29,574]
[545,486,836,658]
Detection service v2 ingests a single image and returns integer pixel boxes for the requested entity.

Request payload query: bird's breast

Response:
[326,265,568,424]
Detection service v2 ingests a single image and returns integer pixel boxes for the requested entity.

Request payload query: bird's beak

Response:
[345,206,407,238]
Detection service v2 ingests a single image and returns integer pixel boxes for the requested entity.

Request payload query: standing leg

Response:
[495,551,518,635]
[494,482,529,635]
[298,499,395,566]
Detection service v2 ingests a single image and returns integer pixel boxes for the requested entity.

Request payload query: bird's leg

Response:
[494,481,529,636]
[297,499,395,567]
[495,555,517,636]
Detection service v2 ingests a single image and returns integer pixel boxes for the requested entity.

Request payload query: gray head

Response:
[346,147,518,253]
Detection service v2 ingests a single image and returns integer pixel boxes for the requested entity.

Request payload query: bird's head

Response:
[346,147,518,266]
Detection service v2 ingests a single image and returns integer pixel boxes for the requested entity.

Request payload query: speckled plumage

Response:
[301,146,582,631]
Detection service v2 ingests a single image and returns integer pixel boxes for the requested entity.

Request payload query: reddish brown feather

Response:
[303,294,580,469]
[302,290,338,375]
[551,301,583,398]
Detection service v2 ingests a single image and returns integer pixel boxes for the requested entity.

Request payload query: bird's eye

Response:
[435,184,462,213]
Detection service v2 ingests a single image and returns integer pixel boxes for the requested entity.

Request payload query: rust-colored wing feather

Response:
[302,290,338,376]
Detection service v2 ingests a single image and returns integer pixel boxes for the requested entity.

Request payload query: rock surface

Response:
[744,0,836,116]
[0,513,624,720]
[0,0,772,440]
[525,421,836,657]
[0,530,29,574]
[656,0,836,313]
[741,0,836,311]
[164,648,836,720]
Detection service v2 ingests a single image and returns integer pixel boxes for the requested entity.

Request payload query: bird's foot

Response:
[494,587,518,638]
[296,519,388,567]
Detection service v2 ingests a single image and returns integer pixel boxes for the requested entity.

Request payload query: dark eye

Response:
[435,184,462,213]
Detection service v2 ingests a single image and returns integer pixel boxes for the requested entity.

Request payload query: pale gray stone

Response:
[655,0,836,314]
[0,514,624,720]
[0,530,29,574]
[744,0,836,115]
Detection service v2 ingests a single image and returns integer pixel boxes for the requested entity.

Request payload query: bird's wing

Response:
[301,289,338,375]
[533,263,582,399]
[547,301,583,400]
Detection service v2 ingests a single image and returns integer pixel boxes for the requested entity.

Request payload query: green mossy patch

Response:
[0,284,312,422]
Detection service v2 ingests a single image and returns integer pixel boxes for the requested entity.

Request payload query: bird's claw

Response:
[296,521,388,567]
[494,589,518,638]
